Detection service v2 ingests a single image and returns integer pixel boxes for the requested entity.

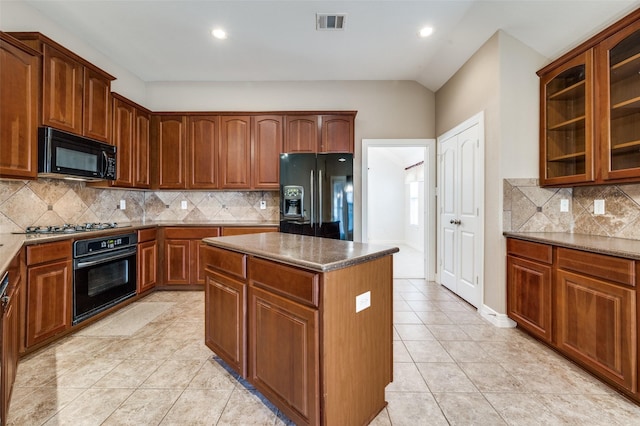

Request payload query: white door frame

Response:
[362,138,436,281]
[436,112,485,308]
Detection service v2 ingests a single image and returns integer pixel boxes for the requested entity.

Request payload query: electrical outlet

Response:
[560,199,569,212]
[260,200,267,210]
[594,199,605,215]
[181,200,188,210]
[119,199,126,210]
[355,291,371,313]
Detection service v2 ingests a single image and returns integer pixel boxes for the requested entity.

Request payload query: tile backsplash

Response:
[504,178,640,239]
[0,179,279,233]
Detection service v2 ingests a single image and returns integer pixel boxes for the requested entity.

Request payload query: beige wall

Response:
[435,31,546,315]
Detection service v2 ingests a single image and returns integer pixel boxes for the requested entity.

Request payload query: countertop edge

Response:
[203,236,399,273]
[504,232,640,260]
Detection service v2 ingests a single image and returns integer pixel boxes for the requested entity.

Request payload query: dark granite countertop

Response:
[203,233,399,272]
[504,232,640,260]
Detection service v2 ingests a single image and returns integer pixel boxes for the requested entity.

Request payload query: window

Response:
[409,181,419,226]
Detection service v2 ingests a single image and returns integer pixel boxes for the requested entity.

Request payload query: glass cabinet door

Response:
[599,24,640,181]
[540,51,594,185]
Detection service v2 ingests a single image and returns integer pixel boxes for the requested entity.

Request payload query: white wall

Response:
[367,148,405,243]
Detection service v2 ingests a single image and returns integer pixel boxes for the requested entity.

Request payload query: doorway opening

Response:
[362,139,436,280]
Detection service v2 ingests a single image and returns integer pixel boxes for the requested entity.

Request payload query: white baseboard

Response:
[479,304,516,328]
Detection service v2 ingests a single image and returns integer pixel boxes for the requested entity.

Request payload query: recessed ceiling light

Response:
[212,28,227,40]
[418,27,434,38]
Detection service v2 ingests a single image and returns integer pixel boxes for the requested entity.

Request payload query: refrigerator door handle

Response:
[310,170,314,226]
[318,169,323,227]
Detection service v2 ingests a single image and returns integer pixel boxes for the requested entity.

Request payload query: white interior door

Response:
[438,116,483,308]
[439,136,457,290]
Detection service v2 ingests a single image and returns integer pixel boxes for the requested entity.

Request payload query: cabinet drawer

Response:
[557,248,635,287]
[507,238,552,264]
[138,227,157,243]
[26,240,72,265]
[249,257,319,307]
[163,226,220,239]
[201,245,246,280]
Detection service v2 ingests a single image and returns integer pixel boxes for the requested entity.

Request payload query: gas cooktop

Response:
[16,223,126,235]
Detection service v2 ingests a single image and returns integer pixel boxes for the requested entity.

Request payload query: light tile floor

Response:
[8,283,640,425]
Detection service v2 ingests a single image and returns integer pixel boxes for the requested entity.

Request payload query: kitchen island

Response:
[200,232,398,426]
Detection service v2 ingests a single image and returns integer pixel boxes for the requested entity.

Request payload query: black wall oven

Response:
[73,233,137,325]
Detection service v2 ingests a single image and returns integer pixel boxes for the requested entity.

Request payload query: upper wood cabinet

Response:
[321,115,354,153]
[538,9,640,186]
[151,112,351,190]
[152,115,188,189]
[0,32,40,180]
[539,51,594,186]
[284,113,356,154]
[220,116,252,188]
[284,115,319,153]
[598,22,640,181]
[111,94,151,188]
[252,115,283,189]
[189,115,220,189]
[10,32,115,143]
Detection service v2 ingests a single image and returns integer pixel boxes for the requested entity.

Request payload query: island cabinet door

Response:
[204,268,246,377]
[248,286,319,426]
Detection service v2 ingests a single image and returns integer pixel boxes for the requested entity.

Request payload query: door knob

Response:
[450,219,461,225]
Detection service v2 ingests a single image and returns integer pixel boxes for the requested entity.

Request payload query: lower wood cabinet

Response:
[506,237,639,398]
[161,227,221,286]
[506,239,553,343]
[1,251,23,426]
[249,285,318,425]
[137,228,157,293]
[555,247,637,393]
[205,268,246,376]
[25,240,72,348]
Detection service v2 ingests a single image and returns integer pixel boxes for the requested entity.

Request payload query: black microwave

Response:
[38,127,116,181]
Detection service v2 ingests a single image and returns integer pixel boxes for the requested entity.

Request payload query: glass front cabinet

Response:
[599,23,640,181]
[540,51,594,186]
[539,10,640,187]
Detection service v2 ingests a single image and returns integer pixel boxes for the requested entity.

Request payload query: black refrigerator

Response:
[279,153,354,241]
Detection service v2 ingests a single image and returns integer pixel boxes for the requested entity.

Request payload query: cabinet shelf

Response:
[611,139,640,154]
[548,116,586,131]
[611,96,640,119]
[548,151,586,162]
[611,51,640,81]
[548,80,586,100]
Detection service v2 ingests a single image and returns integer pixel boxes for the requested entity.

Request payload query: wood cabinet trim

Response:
[506,238,553,264]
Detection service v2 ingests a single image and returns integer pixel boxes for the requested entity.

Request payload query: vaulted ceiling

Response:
[12,0,640,91]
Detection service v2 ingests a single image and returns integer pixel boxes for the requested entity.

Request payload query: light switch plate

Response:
[260,200,267,210]
[181,200,188,210]
[560,199,569,212]
[356,291,371,313]
[119,199,126,210]
[594,199,605,215]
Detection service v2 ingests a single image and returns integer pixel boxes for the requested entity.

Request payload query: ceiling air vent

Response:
[316,13,346,31]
